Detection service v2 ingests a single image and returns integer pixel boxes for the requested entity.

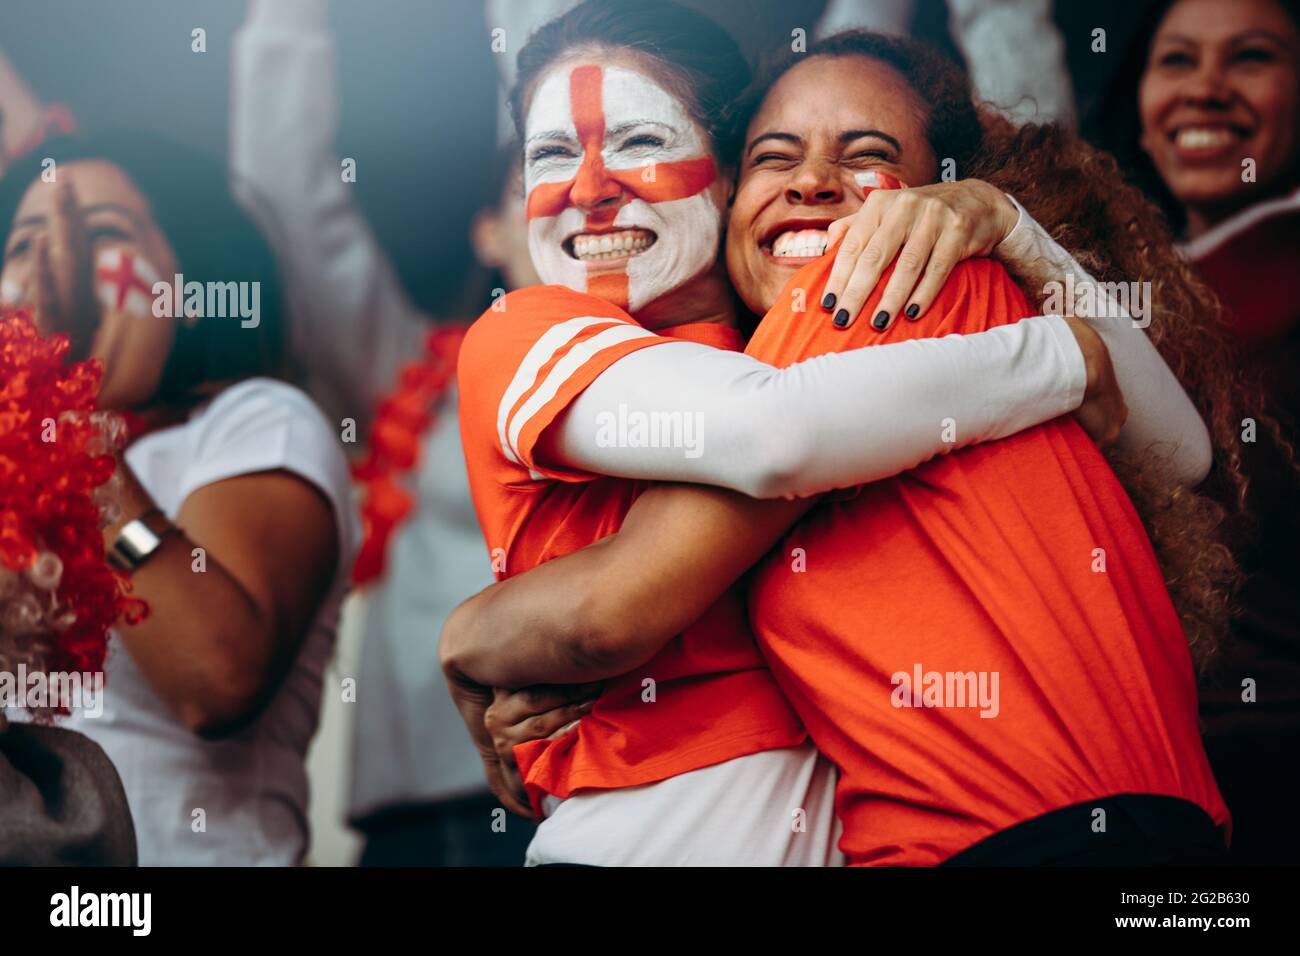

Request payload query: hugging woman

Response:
[442,0,1239,866]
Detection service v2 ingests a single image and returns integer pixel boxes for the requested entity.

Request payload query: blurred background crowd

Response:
[0,0,1295,866]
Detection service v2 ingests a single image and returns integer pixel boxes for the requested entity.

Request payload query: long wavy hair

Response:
[741,29,1295,671]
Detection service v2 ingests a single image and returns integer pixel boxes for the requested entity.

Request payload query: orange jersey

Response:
[457,284,805,815]
[745,254,1229,865]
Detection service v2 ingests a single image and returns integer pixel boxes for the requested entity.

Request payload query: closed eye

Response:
[528,144,577,163]
[88,224,131,245]
[1233,46,1278,64]
[620,133,667,150]
[752,152,798,166]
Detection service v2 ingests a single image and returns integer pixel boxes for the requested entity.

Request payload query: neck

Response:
[631,260,738,332]
[1184,180,1298,240]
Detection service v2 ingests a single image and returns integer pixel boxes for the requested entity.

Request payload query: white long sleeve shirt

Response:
[232,0,496,816]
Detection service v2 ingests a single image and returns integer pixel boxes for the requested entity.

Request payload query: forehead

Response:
[16,159,148,216]
[747,55,926,141]
[525,58,694,135]
[1156,0,1300,44]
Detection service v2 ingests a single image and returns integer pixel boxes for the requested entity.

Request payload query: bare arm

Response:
[0,45,48,165]
[442,486,811,689]
[107,460,338,739]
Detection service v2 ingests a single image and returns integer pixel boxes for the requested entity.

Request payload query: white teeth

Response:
[1176,127,1237,149]
[771,228,829,259]
[571,229,655,261]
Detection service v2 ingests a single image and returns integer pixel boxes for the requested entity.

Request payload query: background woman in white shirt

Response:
[0,132,359,865]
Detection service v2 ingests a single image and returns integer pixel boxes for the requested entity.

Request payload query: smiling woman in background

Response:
[0,133,359,866]
[1089,0,1300,864]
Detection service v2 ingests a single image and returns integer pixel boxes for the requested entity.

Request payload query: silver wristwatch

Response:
[108,509,176,571]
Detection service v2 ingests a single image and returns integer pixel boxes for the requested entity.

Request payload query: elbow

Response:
[737,409,817,499]
[176,637,275,740]
[564,577,651,678]
[179,680,266,740]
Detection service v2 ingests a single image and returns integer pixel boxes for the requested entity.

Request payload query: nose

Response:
[784,159,844,206]
[570,149,623,215]
[1180,60,1234,108]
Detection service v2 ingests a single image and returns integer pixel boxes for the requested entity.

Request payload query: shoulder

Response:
[198,377,333,429]
[923,257,1030,329]
[181,378,358,557]
[461,285,638,356]
[185,377,342,464]
[458,285,648,404]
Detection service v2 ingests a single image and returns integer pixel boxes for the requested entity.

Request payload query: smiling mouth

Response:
[565,228,657,263]
[1169,124,1251,155]
[760,221,835,263]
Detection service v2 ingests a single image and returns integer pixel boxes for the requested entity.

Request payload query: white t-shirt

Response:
[63,378,358,865]
[527,742,844,867]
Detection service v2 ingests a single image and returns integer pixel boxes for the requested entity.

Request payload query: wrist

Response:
[102,456,158,543]
[1065,317,1103,398]
[106,508,180,572]
[992,192,1029,255]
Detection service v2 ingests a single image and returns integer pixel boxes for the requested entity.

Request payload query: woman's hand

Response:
[1066,317,1127,448]
[444,669,536,819]
[482,683,601,818]
[821,179,1020,331]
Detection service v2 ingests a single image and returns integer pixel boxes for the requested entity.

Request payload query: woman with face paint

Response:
[446,19,1237,867]
[0,133,359,865]
[443,1,1212,867]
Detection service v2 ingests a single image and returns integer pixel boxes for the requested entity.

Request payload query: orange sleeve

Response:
[456,285,670,486]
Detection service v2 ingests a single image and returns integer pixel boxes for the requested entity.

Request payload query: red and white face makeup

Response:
[523,61,721,313]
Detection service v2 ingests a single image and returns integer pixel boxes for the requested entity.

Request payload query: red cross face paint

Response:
[0,248,161,317]
[523,63,721,313]
[94,247,160,317]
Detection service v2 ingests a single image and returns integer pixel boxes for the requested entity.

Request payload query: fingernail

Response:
[905,303,920,320]
[833,309,850,328]
[821,292,837,310]
[872,310,890,330]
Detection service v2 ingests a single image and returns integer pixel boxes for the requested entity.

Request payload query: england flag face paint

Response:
[523,62,721,313]
[0,277,25,307]
[94,247,160,317]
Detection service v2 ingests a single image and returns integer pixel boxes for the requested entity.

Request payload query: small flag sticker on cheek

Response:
[854,171,907,191]
[95,247,161,316]
[0,277,26,307]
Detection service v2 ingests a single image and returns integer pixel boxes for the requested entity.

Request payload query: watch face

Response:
[112,516,165,570]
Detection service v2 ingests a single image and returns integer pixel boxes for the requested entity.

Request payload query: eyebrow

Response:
[525,129,575,146]
[526,119,676,147]
[12,202,146,231]
[1157,28,1288,47]
[746,128,902,156]
[606,120,675,137]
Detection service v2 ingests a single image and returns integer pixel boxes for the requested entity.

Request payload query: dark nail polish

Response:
[821,293,837,310]
[905,303,920,319]
[833,309,850,327]
[872,310,890,330]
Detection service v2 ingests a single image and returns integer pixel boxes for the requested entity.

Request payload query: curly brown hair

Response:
[749,29,1297,671]
[972,116,1297,672]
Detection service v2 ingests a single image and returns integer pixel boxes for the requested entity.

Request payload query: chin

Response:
[1170,175,1254,210]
